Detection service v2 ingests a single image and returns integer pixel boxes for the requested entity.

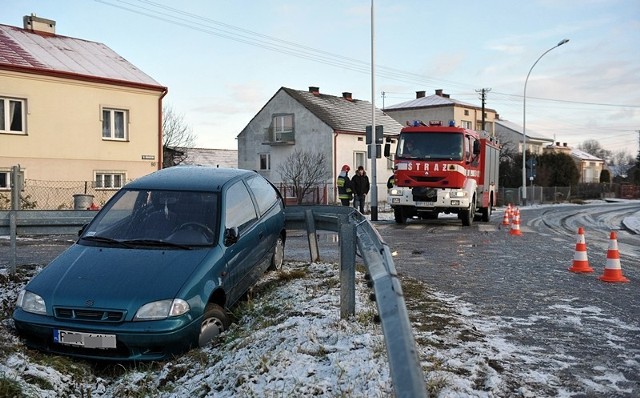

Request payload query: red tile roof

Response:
[0,23,163,89]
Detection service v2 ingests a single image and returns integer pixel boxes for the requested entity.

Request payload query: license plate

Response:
[415,201,435,207]
[54,329,117,349]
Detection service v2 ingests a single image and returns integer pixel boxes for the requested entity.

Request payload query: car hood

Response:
[25,244,213,314]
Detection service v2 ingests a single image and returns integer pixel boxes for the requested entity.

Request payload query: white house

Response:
[237,86,403,204]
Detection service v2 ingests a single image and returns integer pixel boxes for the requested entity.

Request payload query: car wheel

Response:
[268,234,285,271]
[198,303,230,347]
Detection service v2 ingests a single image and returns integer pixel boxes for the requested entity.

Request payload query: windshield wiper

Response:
[122,239,192,250]
[81,235,134,248]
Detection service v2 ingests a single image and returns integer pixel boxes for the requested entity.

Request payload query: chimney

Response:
[416,90,426,99]
[435,89,443,96]
[443,93,450,98]
[556,142,560,146]
[309,86,320,96]
[342,92,353,101]
[563,143,567,147]
[23,14,56,34]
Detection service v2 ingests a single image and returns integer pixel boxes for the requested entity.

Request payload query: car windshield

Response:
[397,132,464,160]
[81,189,219,246]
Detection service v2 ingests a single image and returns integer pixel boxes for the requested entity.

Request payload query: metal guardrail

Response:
[1,206,427,397]
[284,205,426,398]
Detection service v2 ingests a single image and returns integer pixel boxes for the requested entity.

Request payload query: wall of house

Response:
[238,90,397,205]
[0,70,161,182]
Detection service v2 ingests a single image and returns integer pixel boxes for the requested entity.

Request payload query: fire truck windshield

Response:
[396,133,464,160]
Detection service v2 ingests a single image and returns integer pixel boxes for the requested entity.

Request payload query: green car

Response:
[13,166,286,361]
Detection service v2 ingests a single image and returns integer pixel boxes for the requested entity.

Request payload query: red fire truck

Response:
[387,120,500,226]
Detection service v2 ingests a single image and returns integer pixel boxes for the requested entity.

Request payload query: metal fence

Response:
[0,179,124,210]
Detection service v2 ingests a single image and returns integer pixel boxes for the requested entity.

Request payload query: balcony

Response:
[263,127,295,145]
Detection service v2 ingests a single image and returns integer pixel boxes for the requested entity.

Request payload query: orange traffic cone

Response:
[568,227,593,273]
[509,208,522,236]
[599,231,629,283]
[501,209,510,226]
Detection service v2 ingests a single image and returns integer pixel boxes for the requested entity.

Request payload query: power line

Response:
[95,0,640,123]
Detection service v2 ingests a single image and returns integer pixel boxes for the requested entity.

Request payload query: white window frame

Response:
[272,114,293,142]
[0,169,10,190]
[354,151,366,171]
[0,97,27,134]
[386,153,395,170]
[95,172,126,190]
[101,107,129,140]
[461,120,472,129]
[259,153,271,170]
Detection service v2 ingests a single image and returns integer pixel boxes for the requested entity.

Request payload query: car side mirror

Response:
[384,142,391,158]
[473,141,481,155]
[223,227,239,246]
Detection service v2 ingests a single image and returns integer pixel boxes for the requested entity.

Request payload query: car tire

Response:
[268,234,285,271]
[198,303,230,347]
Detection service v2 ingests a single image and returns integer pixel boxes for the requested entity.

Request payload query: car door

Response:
[221,180,263,305]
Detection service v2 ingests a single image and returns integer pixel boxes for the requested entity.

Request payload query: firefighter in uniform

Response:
[337,164,353,206]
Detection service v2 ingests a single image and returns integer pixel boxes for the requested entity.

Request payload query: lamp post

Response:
[522,38,569,205]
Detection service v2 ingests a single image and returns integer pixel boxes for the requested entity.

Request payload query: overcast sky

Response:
[2,0,639,156]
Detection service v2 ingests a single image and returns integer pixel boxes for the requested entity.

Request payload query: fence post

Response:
[339,215,356,319]
[9,165,22,275]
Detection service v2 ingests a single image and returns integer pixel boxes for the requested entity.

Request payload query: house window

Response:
[387,153,395,170]
[0,97,26,134]
[95,172,126,189]
[354,151,366,170]
[272,114,294,142]
[461,120,472,129]
[464,110,469,116]
[102,108,128,140]
[259,153,270,170]
[0,170,9,190]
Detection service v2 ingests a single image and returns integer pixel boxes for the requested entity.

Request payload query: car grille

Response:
[54,307,125,322]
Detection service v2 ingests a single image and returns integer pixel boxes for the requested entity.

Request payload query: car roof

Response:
[124,166,256,192]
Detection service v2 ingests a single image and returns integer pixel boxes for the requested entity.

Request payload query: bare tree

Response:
[578,139,611,161]
[608,150,636,177]
[162,105,196,168]
[277,149,329,204]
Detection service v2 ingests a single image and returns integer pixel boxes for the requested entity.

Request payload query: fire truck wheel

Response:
[460,201,476,226]
[481,204,492,222]
[394,207,407,224]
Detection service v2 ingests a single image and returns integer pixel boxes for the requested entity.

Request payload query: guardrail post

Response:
[304,209,320,262]
[339,215,356,318]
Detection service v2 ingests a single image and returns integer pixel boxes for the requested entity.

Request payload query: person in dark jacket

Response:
[352,166,370,213]
[336,164,353,206]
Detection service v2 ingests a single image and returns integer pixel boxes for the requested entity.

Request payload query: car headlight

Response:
[16,290,47,315]
[134,299,190,320]
[390,188,402,196]
[450,191,467,198]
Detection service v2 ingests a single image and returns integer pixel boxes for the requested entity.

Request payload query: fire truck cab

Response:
[387,120,500,226]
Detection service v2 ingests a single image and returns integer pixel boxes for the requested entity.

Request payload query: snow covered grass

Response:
[0,258,545,397]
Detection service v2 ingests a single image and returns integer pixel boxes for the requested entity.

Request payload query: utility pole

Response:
[475,88,491,131]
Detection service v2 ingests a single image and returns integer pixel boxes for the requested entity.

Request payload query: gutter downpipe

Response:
[333,131,338,203]
[158,87,169,169]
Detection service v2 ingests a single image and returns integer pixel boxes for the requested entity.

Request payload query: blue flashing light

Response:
[448,120,456,127]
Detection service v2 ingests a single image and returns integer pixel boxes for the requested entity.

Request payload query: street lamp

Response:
[522,38,569,205]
